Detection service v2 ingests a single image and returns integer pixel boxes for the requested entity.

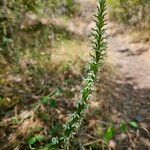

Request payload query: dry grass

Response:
[50,39,90,73]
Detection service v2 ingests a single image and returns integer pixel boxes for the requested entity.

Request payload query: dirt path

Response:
[74,0,150,89]
[107,24,150,89]
[74,1,150,148]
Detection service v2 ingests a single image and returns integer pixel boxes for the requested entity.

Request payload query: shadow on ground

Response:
[83,69,150,149]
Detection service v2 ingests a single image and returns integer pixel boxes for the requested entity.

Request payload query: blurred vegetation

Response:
[0,0,85,117]
[107,0,150,28]
[0,0,79,63]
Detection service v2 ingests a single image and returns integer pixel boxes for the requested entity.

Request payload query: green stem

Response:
[45,0,107,149]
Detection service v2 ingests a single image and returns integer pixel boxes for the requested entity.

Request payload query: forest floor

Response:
[0,0,150,149]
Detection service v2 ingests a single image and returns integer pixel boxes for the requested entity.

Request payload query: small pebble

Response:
[135,115,144,123]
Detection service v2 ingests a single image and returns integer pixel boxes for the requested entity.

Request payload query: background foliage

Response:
[107,0,150,27]
[0,0,78,63]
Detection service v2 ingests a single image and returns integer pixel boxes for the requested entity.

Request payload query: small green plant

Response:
[41,95,57,108]
[120,122,128,133]
[28,134,45,149]
[104,126,116,143]
[101,120,139,147]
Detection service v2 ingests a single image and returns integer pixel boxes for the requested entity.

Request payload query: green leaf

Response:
[55,87,63,96]
[120,122,128,133]
[41,95,51,105]
[35,135,45,142]
[104,126,115,143]
[28,137,37,145]
[41,95,57,108]
[129,121,138,128]
[28,135,44,146]
[50,99,57,108]
[49,123,62,136]
[3,36,13,44]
